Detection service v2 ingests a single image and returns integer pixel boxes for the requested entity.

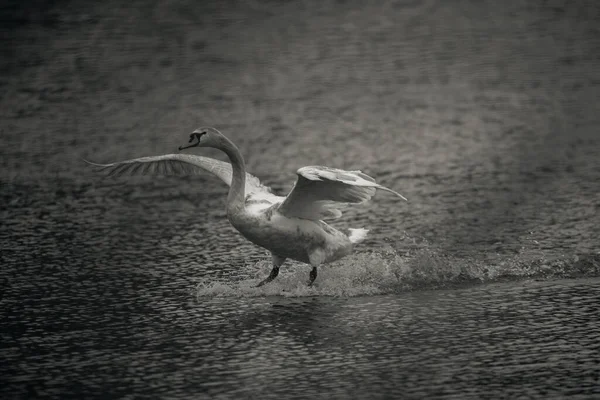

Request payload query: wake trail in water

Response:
[196,246,600,298]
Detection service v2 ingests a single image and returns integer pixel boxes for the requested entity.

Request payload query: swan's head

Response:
[178,127,225,151]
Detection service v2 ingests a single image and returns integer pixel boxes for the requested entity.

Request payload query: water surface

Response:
[2,0,600,398]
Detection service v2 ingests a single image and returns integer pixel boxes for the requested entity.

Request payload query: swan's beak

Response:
[178,132,203,151]
[178,142,197,151]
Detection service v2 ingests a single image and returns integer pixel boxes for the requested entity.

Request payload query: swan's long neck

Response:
[219,137,246,214]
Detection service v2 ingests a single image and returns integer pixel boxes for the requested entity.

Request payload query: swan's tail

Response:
[347,228,369,244]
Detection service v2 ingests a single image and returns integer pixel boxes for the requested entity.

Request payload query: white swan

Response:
[87,127,407,286]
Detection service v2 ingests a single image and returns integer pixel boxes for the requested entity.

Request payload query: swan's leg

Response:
[308,248,327,286]
[256,253,286,287]
[308,267,318,286]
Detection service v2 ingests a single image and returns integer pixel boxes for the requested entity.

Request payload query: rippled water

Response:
[2,0,600,398]
[3,247,600,399]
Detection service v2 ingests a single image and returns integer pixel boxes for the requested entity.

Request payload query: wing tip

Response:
[83,159,110,168]
[378,185,408,201]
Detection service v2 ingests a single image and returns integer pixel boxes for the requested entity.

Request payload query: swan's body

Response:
[87,127,406,286]
[229,203,354,265]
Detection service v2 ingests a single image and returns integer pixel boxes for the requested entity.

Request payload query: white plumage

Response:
[87,127,406,286]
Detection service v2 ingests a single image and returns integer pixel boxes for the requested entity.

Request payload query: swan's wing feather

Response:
[85,154,273,195]
[277,166,406,220]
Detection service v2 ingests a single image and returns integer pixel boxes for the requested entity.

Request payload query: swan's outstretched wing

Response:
[85,154,273,196]
[277,166,407,220]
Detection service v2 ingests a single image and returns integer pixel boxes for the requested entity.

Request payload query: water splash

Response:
[196,246,600,298]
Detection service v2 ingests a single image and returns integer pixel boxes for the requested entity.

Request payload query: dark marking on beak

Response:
[178,131,206,151]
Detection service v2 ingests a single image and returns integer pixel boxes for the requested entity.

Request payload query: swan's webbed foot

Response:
[308,267,317,286]
[256,266,279,287]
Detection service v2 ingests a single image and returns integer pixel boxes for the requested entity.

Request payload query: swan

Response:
[87,127,407,286]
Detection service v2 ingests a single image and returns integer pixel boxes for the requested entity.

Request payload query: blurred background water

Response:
[1,0,600,398]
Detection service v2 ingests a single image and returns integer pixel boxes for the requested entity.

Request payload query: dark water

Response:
[3,275,600,399]
[2,0,600,398]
